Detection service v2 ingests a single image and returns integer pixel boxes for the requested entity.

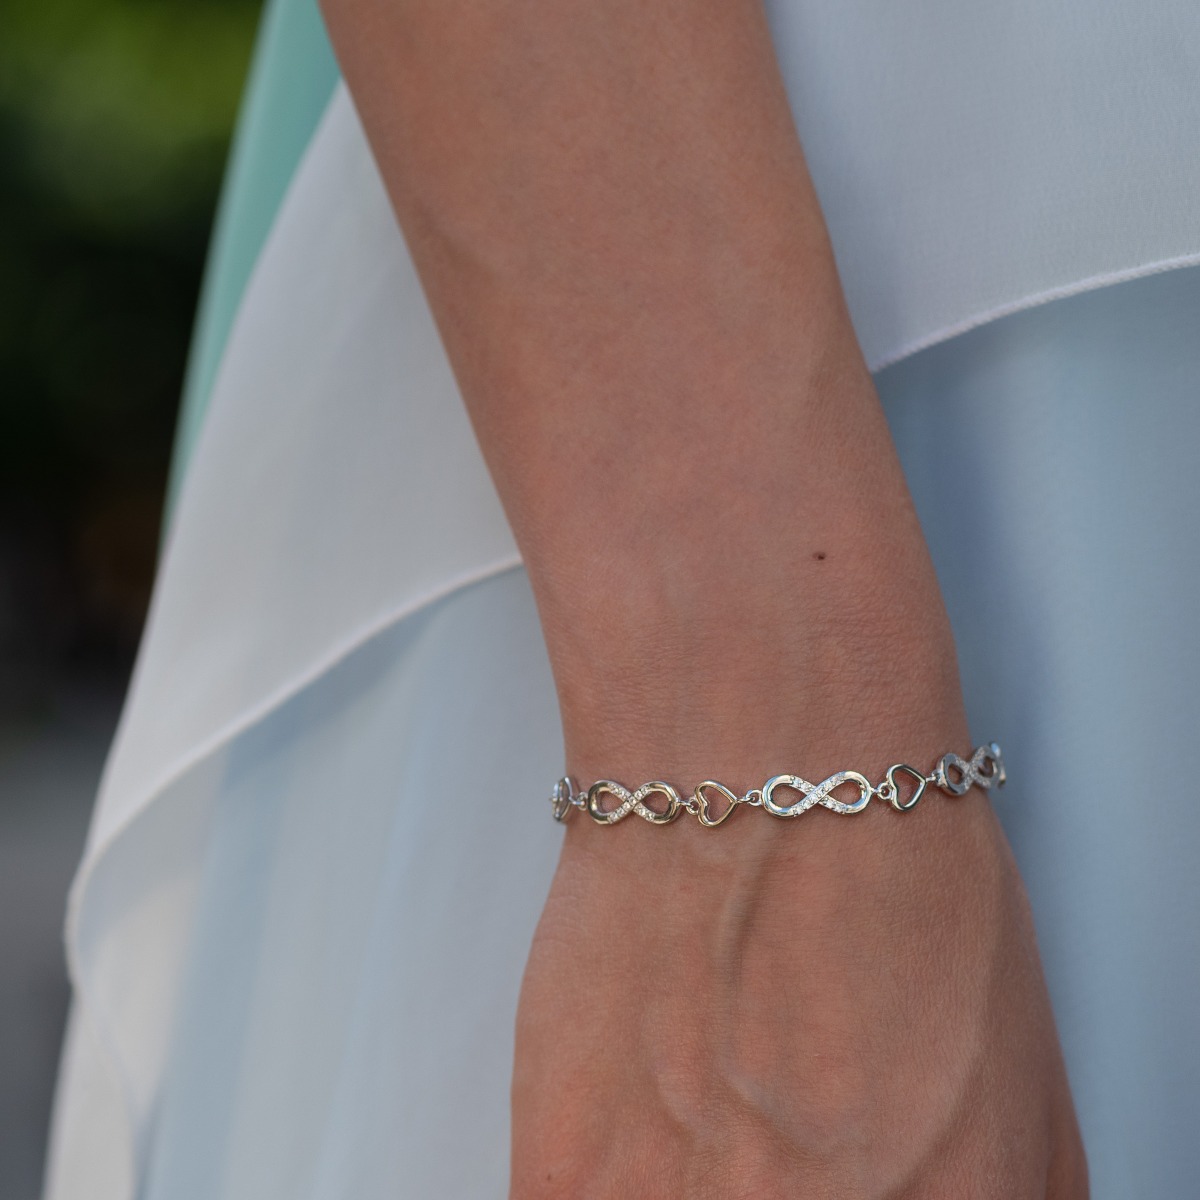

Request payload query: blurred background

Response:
[0,0,260,1191]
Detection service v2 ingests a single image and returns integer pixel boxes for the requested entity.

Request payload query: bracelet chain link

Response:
[550,742,1006,827]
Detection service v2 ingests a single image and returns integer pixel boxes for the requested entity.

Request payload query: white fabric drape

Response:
[48,87,522,1197]
[764,0,1200,364]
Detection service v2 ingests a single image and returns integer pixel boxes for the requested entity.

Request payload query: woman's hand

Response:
[512,726,1087,1198]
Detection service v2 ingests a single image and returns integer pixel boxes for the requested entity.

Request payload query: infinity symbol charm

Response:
[587,780,683,825]
[935,743,1006,795]
[761,770,873,818]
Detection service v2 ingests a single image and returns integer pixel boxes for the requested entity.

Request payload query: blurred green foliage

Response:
[3,0,259,228]
[0,0,260,702]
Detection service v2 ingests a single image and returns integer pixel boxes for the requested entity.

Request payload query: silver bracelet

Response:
[550,742,1006,828]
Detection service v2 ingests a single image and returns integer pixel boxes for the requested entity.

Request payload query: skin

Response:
[318,0,1089,1194]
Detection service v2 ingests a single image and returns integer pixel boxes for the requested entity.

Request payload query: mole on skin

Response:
[813,551,827,561]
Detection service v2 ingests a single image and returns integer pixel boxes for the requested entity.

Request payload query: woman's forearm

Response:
[320,5,1087,1194]
[320,0,963,790]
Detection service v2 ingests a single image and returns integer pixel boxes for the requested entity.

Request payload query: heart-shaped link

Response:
[587,780,683,825]
[884,763,928,812]
[761,770,873,818]
[692,780,741,827]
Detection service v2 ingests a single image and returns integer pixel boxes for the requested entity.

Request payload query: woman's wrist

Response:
[545,483,966,796]
[505,334,963,782]
[555,629,968,801]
